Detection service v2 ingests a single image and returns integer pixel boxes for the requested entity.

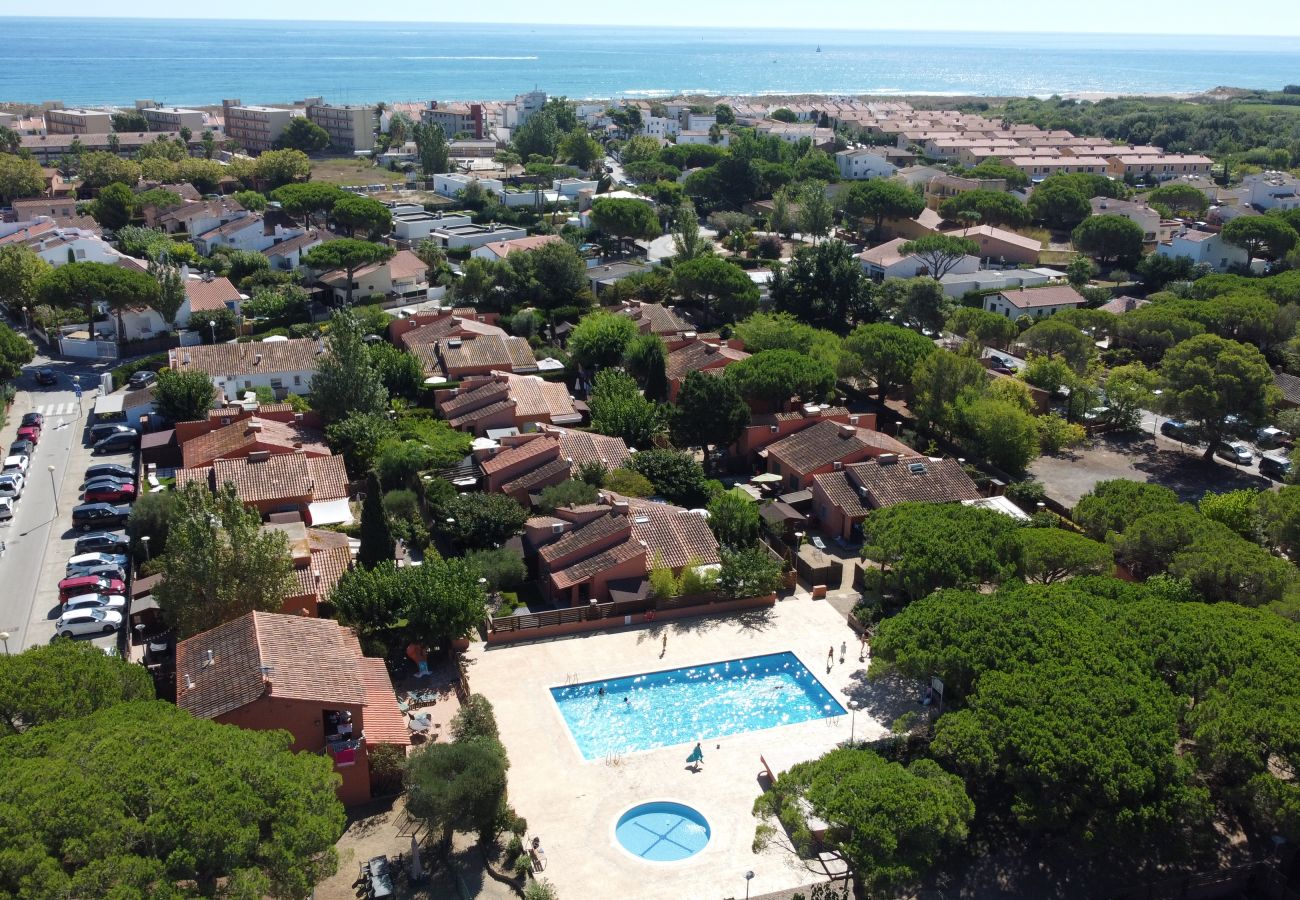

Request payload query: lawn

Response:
[309,156,406,187]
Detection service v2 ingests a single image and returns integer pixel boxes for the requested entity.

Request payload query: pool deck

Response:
[465,595,913,900]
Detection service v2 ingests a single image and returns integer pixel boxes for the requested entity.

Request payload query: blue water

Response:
[615,801,711,862]
[550,651,846,760]
[1,20,1299,105]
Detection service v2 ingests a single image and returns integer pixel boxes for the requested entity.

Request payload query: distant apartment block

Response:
[421,102,484,139]
[222,101,294,153]
[306,102,376,152]
[141,106,206,133]
[44,108,113,134]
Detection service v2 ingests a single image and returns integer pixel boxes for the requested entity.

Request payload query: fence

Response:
[486,592,777,644]
[58,336,118,359]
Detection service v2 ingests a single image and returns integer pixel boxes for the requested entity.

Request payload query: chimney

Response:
[838,423,856,438]
[248,450,271,463]
[246,419,263,433]
[878,453,899,465]
[254,352,262,365]
[203,649,214,667]
[613,500,630,516]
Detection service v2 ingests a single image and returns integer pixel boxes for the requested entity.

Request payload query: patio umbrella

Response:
[409,835,423,881]
[750,474,782,484]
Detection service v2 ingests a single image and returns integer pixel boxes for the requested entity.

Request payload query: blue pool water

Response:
[615,802,711,862]
[550,652,845,760]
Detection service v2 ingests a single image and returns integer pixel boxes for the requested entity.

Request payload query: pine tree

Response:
[358,472,395,569]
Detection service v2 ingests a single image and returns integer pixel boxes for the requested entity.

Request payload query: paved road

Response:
[0,350,131,652]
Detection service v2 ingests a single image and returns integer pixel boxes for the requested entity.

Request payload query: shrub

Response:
[1037,413,1086,454]
[465,547,527,592]
[382,489,421,522]
[1004,480,1047,509]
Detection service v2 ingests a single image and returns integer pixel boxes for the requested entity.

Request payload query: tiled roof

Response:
[447,398,513,429]
[291,545,352,601]
[354,656,412,746]
[477,234,563,259]
[615,302,693,335]
[438,335,537,374]
[552,541,644,590]
[439,380,509,416]
[1276,372,1300,406]
[626,498,720,569]
[158,198,244,225]
[555,429,631,469]
[1097,295,1150,315]
[767,420,888,475]
[812,471,872,518]
[509,375,580,422]
[846,457,981,508]
[500,456,572,495]
[858,238,911,268]
[181,417,329,468]
[943,225,1041,252]
[666,341,750,382]
[321,249,425,286]
[169,338,324,378]
[996,284,1085,310]
[480,437,557,475]
[176,611,367,721]
[186,453,349,504]
[399,315,505,348]
[262,228,334,258]
[540,513,630,565]
[197,215,264,241]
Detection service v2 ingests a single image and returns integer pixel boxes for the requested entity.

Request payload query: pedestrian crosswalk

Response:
[30,402,78,417]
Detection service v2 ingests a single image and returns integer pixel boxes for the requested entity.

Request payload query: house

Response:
[436,371,582,435]
[391,308,506,350]
[168,337,325,402]
[1274,372,1300,410]
[984,284,1086,320]
[880,207,944,242]
[528,493,719,606]
[429,222,527,252]
[194,215,305,257]
[432,173,503,200]
[614,301,694,336]
[1244,172,1300,211]
[762,419,913,491]
[175,611,408,805]
[1156,228,1249,272]
[470,234,563,263]
[262,229,332,270]
[589,263,657,297]
[811,455,981,540]
[177,273,244,328]
[174,451,352,525]
[411,334,539,381]
[391,210,472,243]
[731,403,863,465]
[1097,295,1151,315]
[1090,197,1161,242]
[665,339,750,401]
[266,521,355,617]
[943,225,1041,266]
[10,198,79,221]
[0,221,122,266]
[153,198,246,236]
[319,249,428,304]
[858,237,979,281]
[552,178,599,200]
[925,173,1008,208]
[939,267,1062,298]
[178,414,329,469]
[1106,153,1214,181]
[222,104,295,153]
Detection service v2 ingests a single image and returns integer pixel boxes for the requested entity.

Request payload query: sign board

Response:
[930,676,945,696]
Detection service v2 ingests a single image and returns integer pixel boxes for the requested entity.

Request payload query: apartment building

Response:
[44,108,113,134]
[141,106,206,132]
[421,102,484,139]
[305,102,376,152]
[222,102,294,153]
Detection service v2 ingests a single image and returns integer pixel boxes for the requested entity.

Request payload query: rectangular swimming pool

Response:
[549,652,846,760]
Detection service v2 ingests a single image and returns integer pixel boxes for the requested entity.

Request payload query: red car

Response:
[83,481,137,503]
[16,424,39,445]
[58,574,126,604]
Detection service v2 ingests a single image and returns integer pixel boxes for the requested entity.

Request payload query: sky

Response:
[5,2,1300,35]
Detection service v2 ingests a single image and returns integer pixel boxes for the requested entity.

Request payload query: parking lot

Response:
[0,357,137,653]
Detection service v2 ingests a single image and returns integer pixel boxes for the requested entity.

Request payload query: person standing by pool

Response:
[662,633,668,656]
[687,742,704,771]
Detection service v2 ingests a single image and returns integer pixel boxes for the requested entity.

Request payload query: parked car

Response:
[16,424,39,445]
[71,502,131,531]
[84,474,136,490]
[9,439,33,458]
[58,574,126,604]
[34,367,57,386]
[54,607,123,638]
[20,412,43,429]
[1215,442,1255,465]
[92,432,140,455]
[84,463,134,483]
[83,480,137,503]
[89,423,136,443]
[62,593,128,614]
[0,497,12,521]
[74,531,131,555]
[2,455,29,477]
[0,473,24,500]
[63,561,126,581]
[127,370,158,389]
[1261,454,1294,481]
[1160,420,1198,443]
[1258,427,1294,450]
[67,551,130,573]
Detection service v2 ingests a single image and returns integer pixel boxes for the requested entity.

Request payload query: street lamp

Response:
[744,870,755,900]
[208,320,217,344]
[141,535,151,561]
[0,631,10,655]
[47,464,58,516]
[848,699,861,745]
[20,306,28,330]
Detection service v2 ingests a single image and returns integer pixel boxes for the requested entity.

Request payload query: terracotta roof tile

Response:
[554,429,631,470]
[1277,372,1300,406]
[185,453,348,505]
[614,302,693,335]
[626,499,719,569]
[500,456,572,495]
[480,437,558,475]
[845,457,981,508]
[552,541,644,590]
[169,338,325,378]
[666,341,750,382]
[540,513,631,565]
[995,284,1086,310]
[767,420,901,475]
[292,545,353,600]
[355,656,412,746]
[181,417,329,468]
[437,335,538,374]
[447,398,514,429]
[812,471,872,518]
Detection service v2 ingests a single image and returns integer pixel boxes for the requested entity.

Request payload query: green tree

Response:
[0,322,34,388]
[512,108,561,159]
[331,195,393,239]
[911,349,988,431]
[0,243,52,308]
[1222,216,1300,260]
[840,178,925,238]
[310,308,389,424]
[671,198,713,260]
[754,749,972,897]
[1169,525,1294,606]
[877,276,950,334]
[303,239,394,306]
[733,311,843,369]
[405,737,508,846]
[716,545,783,598]
[841,322,936,405]
[274,117,330,153]
[0,152,46,203]
[900,234,981,279]
[146,254,186,328]
[862,502,1018,601]
[1102,362,1157,430]
[671,255,759,327]
[569,310,639,370]
[90,181,135,229]
[358,472,396,569]
[707,490,760,548]
[451,255,500,310]
[604,467,655,497]
[155,482,296,638]
[271,182,347,227]
[628,449,711,507]
[1071,214,1145,268]
[946,307,1017,348]
[0,640,153,736]
[955,396,1041,473]
[589,369,662,447]
[252,148,312,189]
[464,548,527,593]
[1020,318,1093,372]
[770,108,798,123]
[725,349,836,410]
[965,160,1030,189]
[537,480,600,512]
[233,189,268,212]
[938,189,1030,227]
[154,368,214,422]
[671,370,751,468]
[1159,334,1277,460]
[414,123,450,175]
[1016,528,1114,583]
[497,239,593,313]
[797,180,835,244]
[1073,480,1181,541]
[0,127,19,155]
[559,126,602,170]
[590,197,660,254]
[37,260,157,343]
[1028,180,1091,230]
[438,493,529,551]
[769,240,872,333]
[1147,183,1209,217]
[623,333,669,402]
[1199,488,1261,540]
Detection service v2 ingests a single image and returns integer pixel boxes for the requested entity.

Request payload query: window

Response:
[294,375,301,385]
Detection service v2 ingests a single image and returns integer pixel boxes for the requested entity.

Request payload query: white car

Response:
[2,455,29,477]
[0,473,22,499]
[0,497,12,521]
[62,593,127,614]
[67,551,130,572]
[54,607,123,638]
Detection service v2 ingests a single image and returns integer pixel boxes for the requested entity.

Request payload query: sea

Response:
[2,18,1300,107]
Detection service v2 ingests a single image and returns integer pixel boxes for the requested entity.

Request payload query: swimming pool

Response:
[615,801,711,862]
[550,651,846,760]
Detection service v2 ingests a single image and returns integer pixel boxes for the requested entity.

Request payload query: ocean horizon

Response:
[2,18,1299,107]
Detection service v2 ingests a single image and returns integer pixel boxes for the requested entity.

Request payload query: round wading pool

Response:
[615,801,711,862]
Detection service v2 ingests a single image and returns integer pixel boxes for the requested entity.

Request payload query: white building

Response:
[167,337,324,403]
[1245,172,1300,211]
[677,130,729,147]
[432,173,503,200]
[984,284,1086,320]
[858,238,979,281]
[193,215,305,257]
[640,116,679,139]
[392,210,473,242]
[1156,228,1250,272]
[835,149,898,180]
[1089,197,1161,242]
[552,178,598,200]
[430,222,527,251]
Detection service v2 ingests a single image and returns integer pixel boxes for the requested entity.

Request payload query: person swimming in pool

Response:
[598,686,605,697]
